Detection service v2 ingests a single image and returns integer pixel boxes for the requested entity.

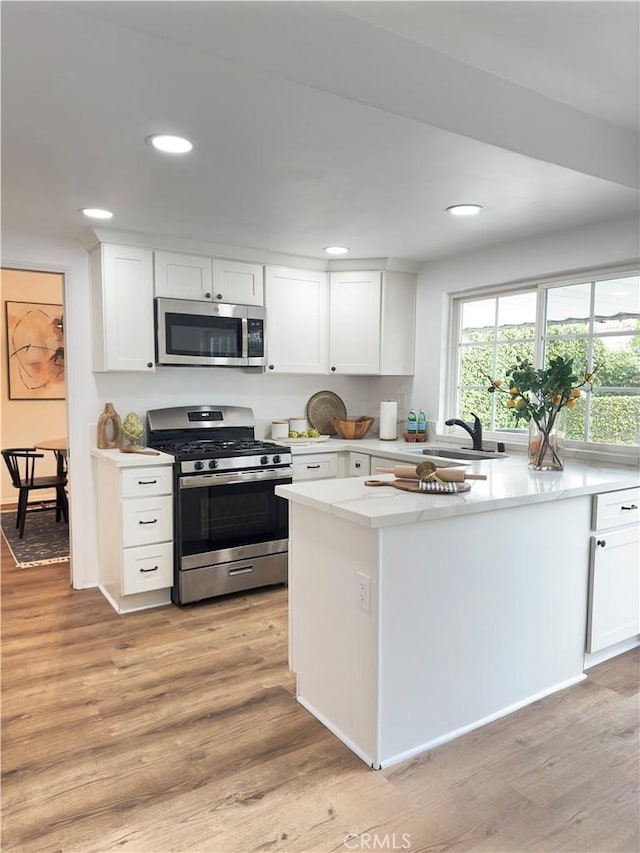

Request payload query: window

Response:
[451,270,640,447]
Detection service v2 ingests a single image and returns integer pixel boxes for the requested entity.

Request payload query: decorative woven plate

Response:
[306,391,347,435]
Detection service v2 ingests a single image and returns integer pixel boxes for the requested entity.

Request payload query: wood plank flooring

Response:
[2,539,638,853]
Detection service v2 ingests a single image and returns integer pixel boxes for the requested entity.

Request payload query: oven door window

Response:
[165,312,243,359]
[178,477,290,557]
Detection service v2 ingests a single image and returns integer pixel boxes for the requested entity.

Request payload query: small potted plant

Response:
[488,356,596,471]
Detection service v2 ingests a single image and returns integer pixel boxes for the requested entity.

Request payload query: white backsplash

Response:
[94,368,387,440]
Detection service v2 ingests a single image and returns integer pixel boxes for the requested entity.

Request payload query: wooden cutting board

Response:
[365,479,470,494]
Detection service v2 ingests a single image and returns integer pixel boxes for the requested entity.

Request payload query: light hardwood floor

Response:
[2,539,638,853]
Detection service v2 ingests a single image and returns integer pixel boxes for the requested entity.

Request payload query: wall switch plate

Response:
[357,571,371,611]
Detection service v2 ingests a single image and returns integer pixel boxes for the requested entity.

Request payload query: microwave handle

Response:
[241,316,248,360]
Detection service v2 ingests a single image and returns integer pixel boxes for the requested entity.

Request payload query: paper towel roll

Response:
[379,401,398,440]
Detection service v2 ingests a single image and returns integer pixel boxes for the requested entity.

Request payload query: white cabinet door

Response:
[349,452,371,477]
[212,259,264,306]
[90,244,155,372]
[587,525,640,653]
[265,266,328,373]
[154,251,213,301]
[329,271,381,374]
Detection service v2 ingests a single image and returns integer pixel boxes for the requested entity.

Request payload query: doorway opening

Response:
[0,268,69,574]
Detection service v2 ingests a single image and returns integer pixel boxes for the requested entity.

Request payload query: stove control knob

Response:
[273,454,281,464]
[260,455,269,465]
[208,459,218,470]
[194,460,204,471]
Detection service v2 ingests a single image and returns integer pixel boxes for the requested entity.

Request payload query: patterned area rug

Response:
[1,510,69,567]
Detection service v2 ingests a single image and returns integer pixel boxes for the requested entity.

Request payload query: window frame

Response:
[447,263,639,457]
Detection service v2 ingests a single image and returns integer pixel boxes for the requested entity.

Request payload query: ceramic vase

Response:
[97,403,122,449]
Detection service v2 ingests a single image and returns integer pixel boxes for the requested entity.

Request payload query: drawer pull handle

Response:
[596,539,606,548]
[139,519,158,525]
[306,465,321,470]
[140,566,159,573]
[621,504,638,511]
[138,479,157,485]
[229,566,253,576]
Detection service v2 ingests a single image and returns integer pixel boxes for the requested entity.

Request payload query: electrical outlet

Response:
[357,572,371,611]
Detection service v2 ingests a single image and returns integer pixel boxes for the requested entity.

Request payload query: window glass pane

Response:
[565,403,586,442]
[546,283,591,336]
[589,390,640,445]
[594,336,640,389]
[459,344,493,386]
[495,341,535,378]
[459,389,492,426]
[594,276,640,335]
[496,292,536,340]
[544,338,590,372]
[494,397,522,431]
[461,299,495,343]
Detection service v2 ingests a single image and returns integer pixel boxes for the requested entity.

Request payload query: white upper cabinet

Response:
[211,259,264,306]
[154,252,264,306]
[329,271,381,374]
[265,267,328,373]
[329,270,416,375]
[154,251,213,301]
[90,243,155,372]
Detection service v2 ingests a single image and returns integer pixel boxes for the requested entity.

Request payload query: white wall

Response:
[400,214,640,430]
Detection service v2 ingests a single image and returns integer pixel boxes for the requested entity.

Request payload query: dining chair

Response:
[1,448,69,539]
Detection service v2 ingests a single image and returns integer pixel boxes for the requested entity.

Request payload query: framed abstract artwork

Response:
[5,301,65,400]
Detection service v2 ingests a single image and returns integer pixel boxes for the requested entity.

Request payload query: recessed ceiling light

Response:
[81,208,113,219]
[324,246,350,255]
[446,204,483,216]
[147,134,194,154]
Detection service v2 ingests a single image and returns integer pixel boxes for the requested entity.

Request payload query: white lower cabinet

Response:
[587,488,640,654]
[94,452,174,613]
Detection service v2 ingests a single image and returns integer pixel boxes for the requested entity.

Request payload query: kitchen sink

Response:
[409,447,507,461]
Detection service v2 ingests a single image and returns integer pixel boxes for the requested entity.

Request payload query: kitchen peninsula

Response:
[276,456,639,768]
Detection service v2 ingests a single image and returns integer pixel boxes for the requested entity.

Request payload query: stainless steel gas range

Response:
[146,405,292,605]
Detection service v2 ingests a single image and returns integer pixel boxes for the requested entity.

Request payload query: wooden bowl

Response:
[331,416,375,440]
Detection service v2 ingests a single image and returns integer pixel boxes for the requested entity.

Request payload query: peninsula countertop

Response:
[275,455,639,529]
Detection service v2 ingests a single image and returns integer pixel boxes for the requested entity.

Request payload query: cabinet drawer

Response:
[122,496,173,546]
[593,487,639,530]
[293,453,338,481]
[121,466,173,498]
[122,542,174,594]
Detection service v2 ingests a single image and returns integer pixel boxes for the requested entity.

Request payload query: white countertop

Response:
[276,453,639,529]
[91,447,175,467]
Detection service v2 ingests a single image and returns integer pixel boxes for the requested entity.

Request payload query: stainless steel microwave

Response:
[155,298,266,367]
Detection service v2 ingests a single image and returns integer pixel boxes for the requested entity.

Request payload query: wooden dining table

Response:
[34,438,68,477]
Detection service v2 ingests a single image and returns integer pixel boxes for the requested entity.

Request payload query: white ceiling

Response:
[2,1,638,264]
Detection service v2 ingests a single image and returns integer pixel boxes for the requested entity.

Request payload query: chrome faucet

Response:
[445,412,483,451]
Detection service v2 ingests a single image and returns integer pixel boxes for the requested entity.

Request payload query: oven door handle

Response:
[179,467,293,489]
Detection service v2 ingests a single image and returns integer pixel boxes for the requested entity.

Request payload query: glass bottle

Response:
[417,410,426,434]
[407,409,417,435]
